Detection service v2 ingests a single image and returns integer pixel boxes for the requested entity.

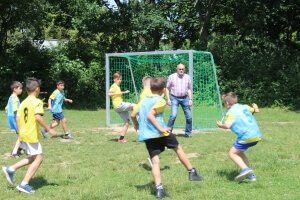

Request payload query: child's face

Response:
[57,83,65,91]
[114,77,122,86]
[14,87,23,95]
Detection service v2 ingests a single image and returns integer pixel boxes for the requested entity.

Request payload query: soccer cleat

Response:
[234,168,254,182]
[118,139,128,143]
[41,129,48,138]
[16,184,35,194]
[2,166,15,184]
[248,174,257,181]
[189,168,203,181]
[64,134,74,139]
[17,148,24,155]
[156,188,171,198]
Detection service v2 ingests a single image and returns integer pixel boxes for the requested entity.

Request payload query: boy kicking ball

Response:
[131,77,203,198]
[217,92,262,182]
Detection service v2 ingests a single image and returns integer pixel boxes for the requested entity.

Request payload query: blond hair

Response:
[222,92,238,106]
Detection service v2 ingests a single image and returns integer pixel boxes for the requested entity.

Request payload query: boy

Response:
[41,80,73,139]
[5,81,23,158]
[217,91,262,182]
[2,77,56,193]
[131,77,203,198]
[108,72,136,143]
[139,76,152,101]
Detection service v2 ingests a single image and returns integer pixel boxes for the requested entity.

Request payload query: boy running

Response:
[2,77,56,193]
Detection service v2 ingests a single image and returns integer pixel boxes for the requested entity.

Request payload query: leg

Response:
[121,119,130,137]
[172,144,192,170]
[22,154,43,183]
[228,146,249,170]
[151,155,161,185]
[167,97,179,129]
[61,118,68,133]
[181,97,192,136]
[50,119,60,129]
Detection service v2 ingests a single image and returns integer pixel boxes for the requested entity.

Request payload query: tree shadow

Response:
[30,176,59,190]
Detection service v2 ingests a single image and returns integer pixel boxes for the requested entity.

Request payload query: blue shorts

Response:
[8,116,18,134]
[52,112,65,120]
[233,141,258,152]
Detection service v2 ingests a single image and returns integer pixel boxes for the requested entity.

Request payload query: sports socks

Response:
[119,136,124,140]
[156,183,164,190]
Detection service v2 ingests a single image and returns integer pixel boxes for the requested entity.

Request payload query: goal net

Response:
[106,50,223,129]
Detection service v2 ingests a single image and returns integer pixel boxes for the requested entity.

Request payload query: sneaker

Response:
[156,188,171,198]
[189,168,203,181]
[234,168,254,182]
[248,174,257,181]
[118,139,128,143]
[64,134,73,139]
[16,184,35,194]
[2,166,15,184]
[185,134,192,138]
[41,129,48,138]
[11,153,20,158]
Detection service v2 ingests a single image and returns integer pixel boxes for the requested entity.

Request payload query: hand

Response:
[167,99,172,106]
[124,90,130,94]
[161,127,171,134]
[252,103,259,113]
[47,106,52,110]
[133,125,138,132]
[216,121,223,127]
[189,99,193,107]
[68,99,73,103]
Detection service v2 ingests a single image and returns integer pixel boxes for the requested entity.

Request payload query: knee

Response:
[62,118,67,124]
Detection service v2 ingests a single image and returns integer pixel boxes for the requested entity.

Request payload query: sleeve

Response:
[13,97,19,112]
[35,100,44,115]
[109,84,117,93]
[247,106,255,114]
[224,112,235,124]
[49,91,56,100]
[166,75,172,89]
[152,99,166,114]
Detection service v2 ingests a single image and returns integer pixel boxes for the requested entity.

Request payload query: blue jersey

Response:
[50,89,64,113]
[137,96,167,142]
[5,94,20,133]
[225,103,262,142]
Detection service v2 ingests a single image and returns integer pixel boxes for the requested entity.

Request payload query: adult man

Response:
[166,63,193,137]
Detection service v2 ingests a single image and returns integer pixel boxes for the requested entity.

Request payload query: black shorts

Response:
[145,134,179,158]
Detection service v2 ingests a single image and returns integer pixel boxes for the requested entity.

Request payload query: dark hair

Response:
[113,72,121,80]
[150,77,166,92]
[26,77,41,92]
[10,81,22,92]
[56,80,65,85]
[222,91,238,105]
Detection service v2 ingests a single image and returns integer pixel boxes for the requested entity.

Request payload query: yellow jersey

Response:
[17,95,44,143]
[109,83,123,108]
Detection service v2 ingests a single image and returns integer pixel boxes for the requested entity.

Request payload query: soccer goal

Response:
[105,50,223,130]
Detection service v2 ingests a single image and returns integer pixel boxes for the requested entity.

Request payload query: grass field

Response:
[0,108,299,200]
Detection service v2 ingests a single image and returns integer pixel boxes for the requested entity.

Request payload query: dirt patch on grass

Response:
[1,152,12,159]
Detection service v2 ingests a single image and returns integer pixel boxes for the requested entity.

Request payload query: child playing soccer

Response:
[2,77,56,193]
[131,77,203,198]
[41,80,73,139]
[108,72,136,143]
[5,81,24,158]
[139,76,152,101]
[217,91,262,182]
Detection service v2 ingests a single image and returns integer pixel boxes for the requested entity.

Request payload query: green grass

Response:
[0,108,300,200]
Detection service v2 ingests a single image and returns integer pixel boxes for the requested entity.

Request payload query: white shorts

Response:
[115,102,133,123]
[23,142,43,156]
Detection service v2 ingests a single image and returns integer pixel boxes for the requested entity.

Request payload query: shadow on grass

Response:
[216,169,238,181]
[139,163,170,171]
[108,138,118,142]
[135,181,156,195]
[30,176,59,190]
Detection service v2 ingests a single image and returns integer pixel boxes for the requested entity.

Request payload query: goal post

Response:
[105,50,223,130]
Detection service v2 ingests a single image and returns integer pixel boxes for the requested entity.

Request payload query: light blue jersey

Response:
[225,103,262,142]
[138,96,167,142]
[50,89,64,114]
[6,94,20,133]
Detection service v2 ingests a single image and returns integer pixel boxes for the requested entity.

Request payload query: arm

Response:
[130,110,139,131]
[47,98,52,110]
[216,121,232,129]
[64,97,73,103]
[252,103,259,113]
[187,88,193,107]
[107,90,130,97]
[165,88,171,106]
[147,108,171,133]
[35,114,56,135]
